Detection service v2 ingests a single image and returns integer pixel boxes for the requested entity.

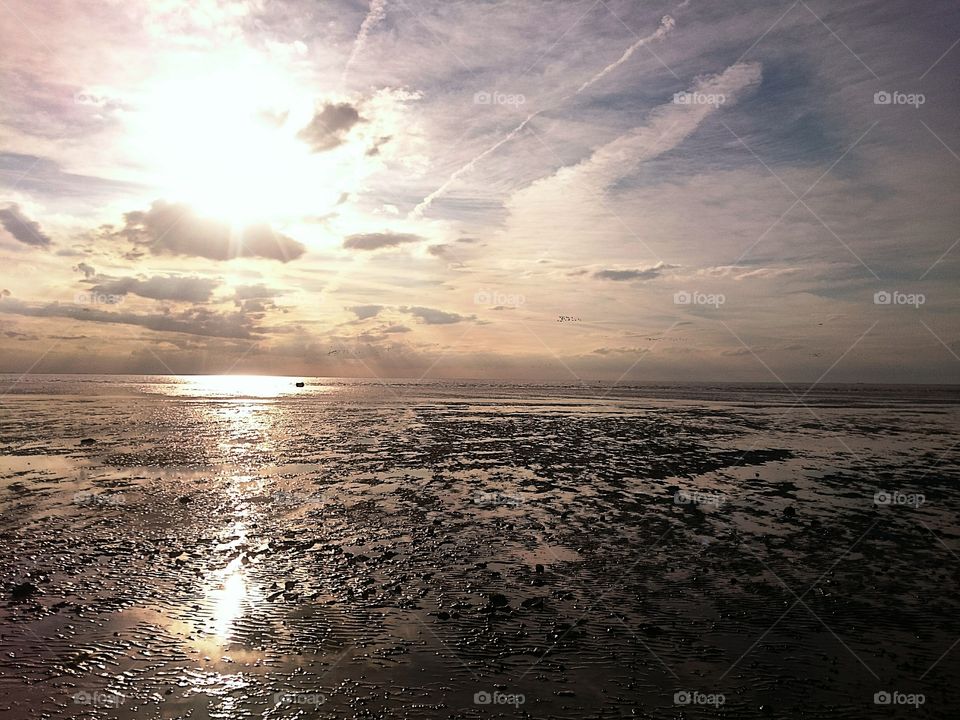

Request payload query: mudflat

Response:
[1,377,958,719]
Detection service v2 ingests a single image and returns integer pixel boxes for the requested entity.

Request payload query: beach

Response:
[1,375,958,718]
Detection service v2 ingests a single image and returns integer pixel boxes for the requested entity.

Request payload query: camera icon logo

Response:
[473,289,492,305]
[674,690,692,705]
[874,91,892,105]
[874,691,892,705]
[873,290,891,305]
[674,291,692,305]
[474,691,492,705]
[873,490,892,505]
[474,91,492,105]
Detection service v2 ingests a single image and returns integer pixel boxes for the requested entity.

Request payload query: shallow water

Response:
[1,376,958,718]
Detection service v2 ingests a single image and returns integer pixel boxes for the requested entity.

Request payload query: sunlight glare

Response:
[130,55,343,224]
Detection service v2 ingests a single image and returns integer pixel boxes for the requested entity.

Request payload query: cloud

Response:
[366,135,392,156]
[233,284,286,301]
[116,200,305,262]
[297,102,363,152]
[594,263,677,281]
[0,152,142,200]
[342,0,388,84]
[413,110,541,217]
[348,304,384,320]
[343,232,421,251]
[592,346,642,356]
[0,203,52,247]
[382,324,410,333]
[399,306,471,324]
[0,297,257,339]
[577,15,676,93]
[413,13,679,217]
[89,275,220,302]
[503,61,763,252]
[74,262,96,278]
[3,329,38,341]
[535,62,763,196]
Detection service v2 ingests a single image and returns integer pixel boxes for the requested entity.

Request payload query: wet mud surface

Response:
[1,383,959,718]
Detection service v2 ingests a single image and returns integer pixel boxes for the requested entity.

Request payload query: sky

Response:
[1,0,959,383]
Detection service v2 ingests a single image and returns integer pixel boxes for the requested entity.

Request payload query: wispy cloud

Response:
[342,0,388,84]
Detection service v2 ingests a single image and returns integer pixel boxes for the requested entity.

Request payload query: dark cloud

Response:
[114,200,305,262]
[231,284,287,315]
[238,299,268,313]
[592,347,640,355]
[74,262,96,278]
[366,135,392,157]
[0,296,257,339]
[382,324,411,333]
[89,275,220,302]
[343,232,421,251]
[297,102,362,152]
[347,304,383,320]
[399,306,471,325]
[3,329,38,341]
[0,203,52,247]
[594,263,677,281]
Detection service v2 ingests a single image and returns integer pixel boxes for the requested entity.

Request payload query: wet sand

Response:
[1,377,958,718]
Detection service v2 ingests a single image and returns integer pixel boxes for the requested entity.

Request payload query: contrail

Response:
[342,0,388,85]
[413,111,542,217]
[412,14,676,217]
[577,15,676,93]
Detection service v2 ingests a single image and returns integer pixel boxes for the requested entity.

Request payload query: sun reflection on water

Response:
[204,517,260,644]
[211,558,248,640]
[170,374,301,398]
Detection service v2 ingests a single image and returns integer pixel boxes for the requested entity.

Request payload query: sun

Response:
[128,53,344,225]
